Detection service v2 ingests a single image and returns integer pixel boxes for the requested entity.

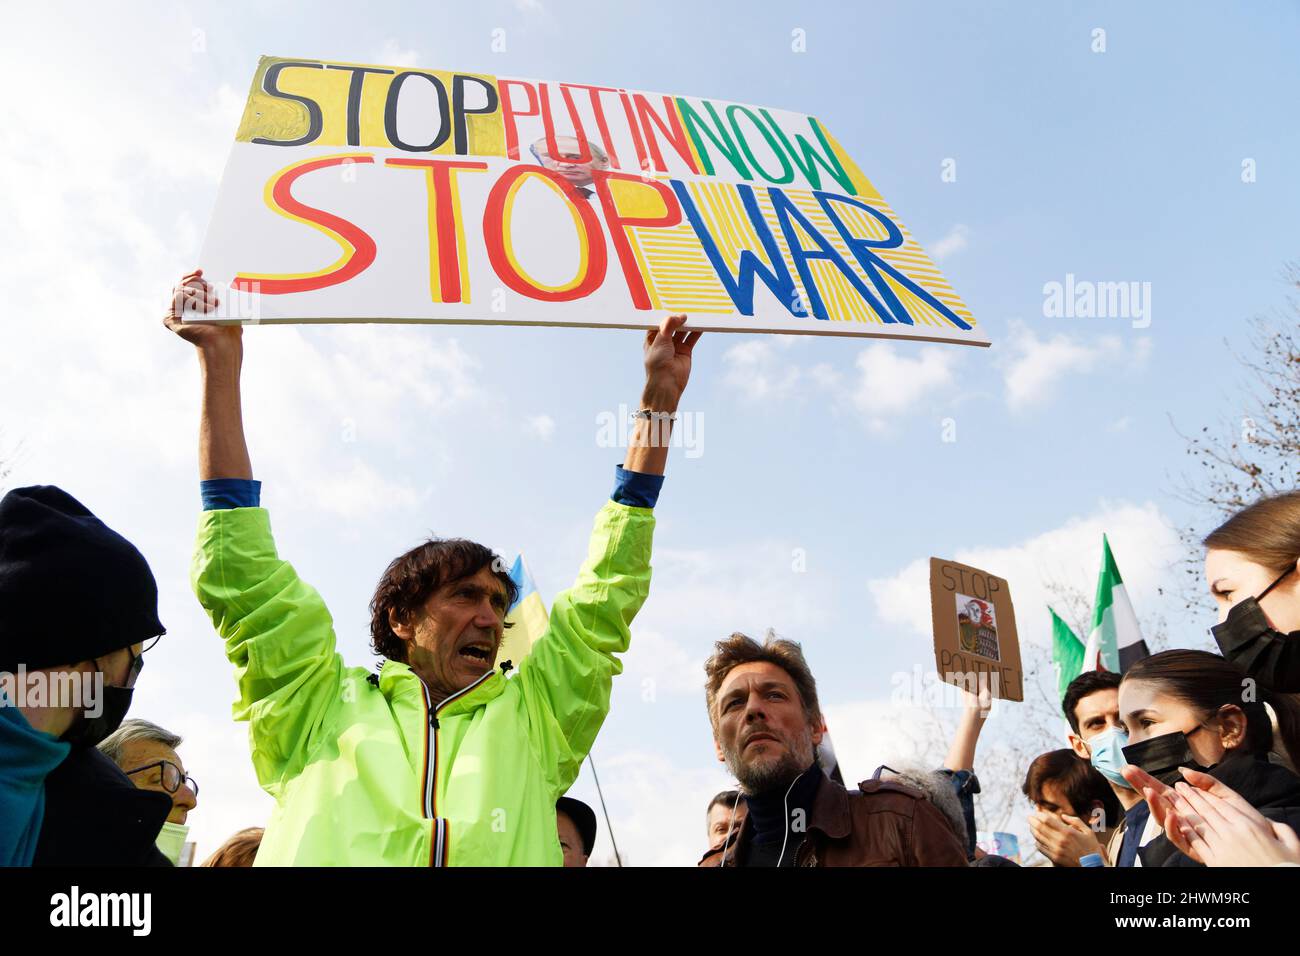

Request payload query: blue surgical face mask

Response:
[1086,726,1134,790]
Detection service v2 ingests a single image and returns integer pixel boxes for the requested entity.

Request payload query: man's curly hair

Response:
[369,538,518,663]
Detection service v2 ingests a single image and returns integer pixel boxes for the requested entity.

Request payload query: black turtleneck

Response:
[741,763,822,867]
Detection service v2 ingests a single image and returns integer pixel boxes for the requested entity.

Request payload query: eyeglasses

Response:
[109,635,162,689]
[125,759,198,797]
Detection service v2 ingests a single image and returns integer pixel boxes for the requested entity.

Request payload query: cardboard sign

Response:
[196,56,985,345]
[929,558,1024,701]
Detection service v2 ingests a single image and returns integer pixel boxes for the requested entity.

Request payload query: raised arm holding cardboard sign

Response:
[164,271,700,866]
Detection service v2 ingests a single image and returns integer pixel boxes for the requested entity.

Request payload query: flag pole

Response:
[586,752,623,867]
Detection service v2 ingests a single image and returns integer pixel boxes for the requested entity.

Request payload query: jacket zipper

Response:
[419,670,494,867]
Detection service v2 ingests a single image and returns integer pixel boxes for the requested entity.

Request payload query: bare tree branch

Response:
[1169,262,1300,607]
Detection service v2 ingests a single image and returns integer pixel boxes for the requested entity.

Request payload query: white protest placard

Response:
[198,56,985,345]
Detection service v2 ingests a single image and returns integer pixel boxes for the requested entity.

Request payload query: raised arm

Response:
[163,269,251,480]
[623,313,701,476]
[941,686,990,861]
[517,314,700,793]
[943,686,991,773]
[167,272,344,793]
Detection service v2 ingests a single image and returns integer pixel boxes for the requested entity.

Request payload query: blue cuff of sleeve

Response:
[201,478,262,511]
[611,465,663,509]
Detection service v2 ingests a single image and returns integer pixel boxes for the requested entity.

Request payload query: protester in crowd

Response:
[938,685,990,861]
[1023,749,1121,866]
[0,485,171,866]
[1205,491,1300,693]
[166,270,700,866]
[706,789,747,849]
[1118,648,1300,867]
[1124,764,1300,867]
[1061,670,1148,866]
[201,828,264,868]
[876,764,969,851]
[697,632,967,867]
[99,719,198,866]
[557,796,596,867]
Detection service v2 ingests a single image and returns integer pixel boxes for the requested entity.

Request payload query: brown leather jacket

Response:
[698,776,969,867]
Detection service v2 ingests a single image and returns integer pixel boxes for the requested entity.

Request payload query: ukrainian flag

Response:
[495,555,549,669]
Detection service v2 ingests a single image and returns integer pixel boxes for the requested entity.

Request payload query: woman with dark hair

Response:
[1205,491,1300,691]
[1118,649,1300,866]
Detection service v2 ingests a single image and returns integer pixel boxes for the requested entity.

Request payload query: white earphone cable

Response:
[774,769,803,868]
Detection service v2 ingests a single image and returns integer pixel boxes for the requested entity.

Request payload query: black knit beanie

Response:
[0,486,164,673]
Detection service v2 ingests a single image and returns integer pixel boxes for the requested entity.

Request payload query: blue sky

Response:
[1,0,1297,864]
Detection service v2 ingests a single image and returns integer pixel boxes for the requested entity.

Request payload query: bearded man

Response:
[699,632,967,867]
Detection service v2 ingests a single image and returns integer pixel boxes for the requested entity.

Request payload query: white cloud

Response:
[929,224,970,262]
[1130,336,1154,365]
[721,337,802,401]
[1001,321,1150,412]
[526,414,556,441]
[515,0,546,12]
[0,13,493,523]
[847,343,960,432]
[639,540,837,646]
[255,329,484,518]
[375,39,422,67]
[312,459,428,519]
[604,537,838,711]
[721,338,958,433]
[821,697,941,783]
[621,628,706,698]
[867,500,1182,649]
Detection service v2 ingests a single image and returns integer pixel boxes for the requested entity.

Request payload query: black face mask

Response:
[60,684,133,748]
[59,651,141,748]
[1122,727,1214,786]
[1211,566,1295,660]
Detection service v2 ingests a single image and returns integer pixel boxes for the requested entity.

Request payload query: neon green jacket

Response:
[191,500,653,866]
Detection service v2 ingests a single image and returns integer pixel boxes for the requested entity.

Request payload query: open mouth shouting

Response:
[456,638,497,673]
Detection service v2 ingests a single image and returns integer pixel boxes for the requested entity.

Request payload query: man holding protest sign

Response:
[165,270,700,866]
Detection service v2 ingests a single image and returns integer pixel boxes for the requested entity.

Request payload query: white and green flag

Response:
[1050,607,1085,709]
[1082,535,1149,673]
